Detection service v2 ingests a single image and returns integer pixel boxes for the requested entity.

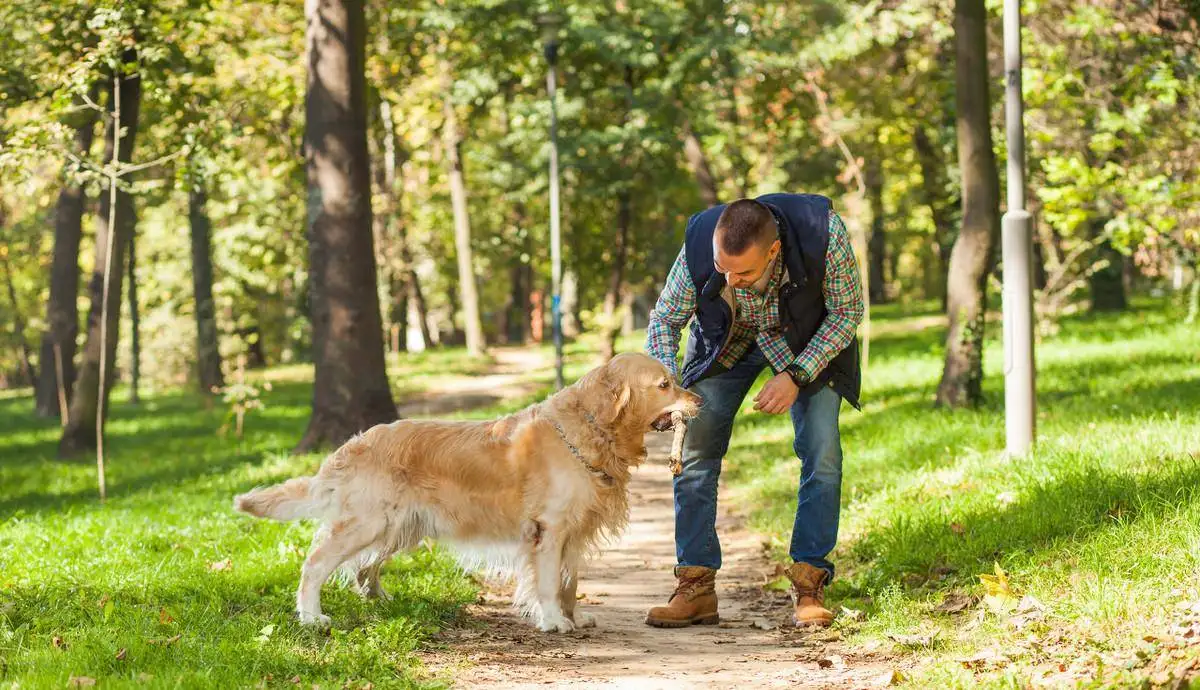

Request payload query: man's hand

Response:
[753,372,798,415]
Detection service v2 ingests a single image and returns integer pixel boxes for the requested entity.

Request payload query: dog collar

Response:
[548,417,614,486]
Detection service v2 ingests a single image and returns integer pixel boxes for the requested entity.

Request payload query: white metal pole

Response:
[1002,0,1035,455]
[546,40,564,391]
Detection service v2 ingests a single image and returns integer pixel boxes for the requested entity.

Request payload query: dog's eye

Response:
[658,380,670,390]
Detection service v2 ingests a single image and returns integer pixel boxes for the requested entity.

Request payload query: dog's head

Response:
[591,353,702,433]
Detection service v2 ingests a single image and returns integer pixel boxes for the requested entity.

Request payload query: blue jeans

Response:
[673,346,844,579]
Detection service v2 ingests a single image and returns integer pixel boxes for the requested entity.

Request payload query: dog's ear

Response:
[606,381,631,424]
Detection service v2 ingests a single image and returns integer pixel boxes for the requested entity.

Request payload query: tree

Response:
[935,0,1000,408]
[296,0,397,452]
[188,175,223,393]
[59,49,144,460]
[36,90,99,418]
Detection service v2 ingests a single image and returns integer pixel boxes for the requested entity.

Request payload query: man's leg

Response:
[674,349,766,569]
[785,383,844,627]
[788,383,844,575]
[647,349,764,628]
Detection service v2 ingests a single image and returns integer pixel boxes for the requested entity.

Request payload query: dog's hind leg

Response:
[297,517,379,627]
[354,562,391,601]
[557,547,595,629]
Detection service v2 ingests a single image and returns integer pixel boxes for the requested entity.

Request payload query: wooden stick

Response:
[668,411,686,476]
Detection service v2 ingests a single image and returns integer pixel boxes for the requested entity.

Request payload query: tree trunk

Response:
[126,229,140,404]
[440,58,485,357]
[37,90,98,417]
[913,125,955,308]
[1089,236,1127,312]
[59,58,142,458]
[935,0,1001,409]
[296,0,397,452]
[189,184,224,393]
[865,157,888,304]
[682,120,720,208]
[601,191,631,361]
[0,238,37,388]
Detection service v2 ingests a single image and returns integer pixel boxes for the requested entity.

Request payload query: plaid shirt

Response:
[645,212,863,383]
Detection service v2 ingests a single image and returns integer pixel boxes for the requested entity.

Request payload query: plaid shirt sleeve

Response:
[644,246,696,377]
[791,212,864,382]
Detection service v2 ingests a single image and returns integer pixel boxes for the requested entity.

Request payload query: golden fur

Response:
[233,353,700,632]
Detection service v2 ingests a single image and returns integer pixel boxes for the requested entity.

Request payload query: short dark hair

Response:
[714,199,776,255]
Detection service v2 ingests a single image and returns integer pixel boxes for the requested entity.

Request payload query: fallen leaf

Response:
[950,522,966,536]
[816,657,834,669]
[813,629,842,642]
[136,673,153,683]
[115,647,127,661]
[934,593,975,614]
[956,648,1009,669]
[751,617,778,631]
[256,623,276,644]
[291,675,302,684]
[873,669,904,687]
[888,631,939,648]
[69,677,96,687]
[209,558,232,572]
[840,606,864,621]
[979,562,1019,613]
[159,607,175,625]
[148,634,182,646]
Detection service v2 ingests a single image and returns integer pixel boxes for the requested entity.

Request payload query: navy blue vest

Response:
[679,193,862,410]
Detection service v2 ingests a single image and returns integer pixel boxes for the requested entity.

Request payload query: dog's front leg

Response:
[531,527,574,633]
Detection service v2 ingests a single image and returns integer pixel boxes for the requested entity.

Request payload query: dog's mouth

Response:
[651,412,675,432]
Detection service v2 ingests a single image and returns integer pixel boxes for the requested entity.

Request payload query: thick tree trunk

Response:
[296,0,398,452]
[59,58,142,458]
[440,59,485,357]
[601,191,631,361]
[37,90,98,417]
[126,230,140,404]
[682,120,720,208]
[936,0,1001,409]
[189,185,224,392]
[865,157,888,304]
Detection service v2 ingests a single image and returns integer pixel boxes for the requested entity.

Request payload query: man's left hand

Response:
[753,372,799,415]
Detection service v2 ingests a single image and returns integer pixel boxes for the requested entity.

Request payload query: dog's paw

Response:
[298,611,332,628]
[574,612,597,629]
[537,613,576,633]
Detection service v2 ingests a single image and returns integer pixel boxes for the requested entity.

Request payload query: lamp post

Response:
[1002,0,1036,455]
[539,11,565,391]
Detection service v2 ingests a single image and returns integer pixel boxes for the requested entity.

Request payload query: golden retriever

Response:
[233,353,700,632]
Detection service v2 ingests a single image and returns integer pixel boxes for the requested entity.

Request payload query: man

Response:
[643,193,863,629]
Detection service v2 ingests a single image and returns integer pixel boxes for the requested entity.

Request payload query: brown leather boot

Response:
[644,566,719,628]
[787,562,834,628]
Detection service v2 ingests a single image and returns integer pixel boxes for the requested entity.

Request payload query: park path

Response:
[417,417,898,689]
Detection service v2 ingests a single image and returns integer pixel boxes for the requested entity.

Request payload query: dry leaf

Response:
[115,647,128,661]
[934,593,975,614]
[816,657,834,669]
[950,522,966,536]
[159,607,175,625]
[291,676,302,684]
[69,677,96,687]
[979,562,1019,613]
[209,558,232,572]
[52,635,66,650]
[148,634,182,646]
[751,617,778,631]
[873,669,904,687]
[840,606,864,621]
[888,631,939,648]
[956,648,1009,669]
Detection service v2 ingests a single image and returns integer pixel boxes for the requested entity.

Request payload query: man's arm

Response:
[645,247,696,378]
[790,212,865,382]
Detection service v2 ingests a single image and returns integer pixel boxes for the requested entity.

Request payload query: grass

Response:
[718,297,1200,687]
[4,303,1197,688]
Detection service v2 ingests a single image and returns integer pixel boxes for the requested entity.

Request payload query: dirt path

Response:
[421,432,896,689]
[397,348,550,417]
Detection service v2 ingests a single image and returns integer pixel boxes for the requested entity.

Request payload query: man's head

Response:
[712,199,780,289]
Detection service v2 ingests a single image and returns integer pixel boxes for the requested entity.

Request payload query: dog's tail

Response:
[233,477,327,521]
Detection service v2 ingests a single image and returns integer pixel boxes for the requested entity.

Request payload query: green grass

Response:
[718,298,1200,687]
[0,354,485,689]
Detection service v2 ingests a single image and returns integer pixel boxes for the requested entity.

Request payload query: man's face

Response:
[713,236,781,289]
